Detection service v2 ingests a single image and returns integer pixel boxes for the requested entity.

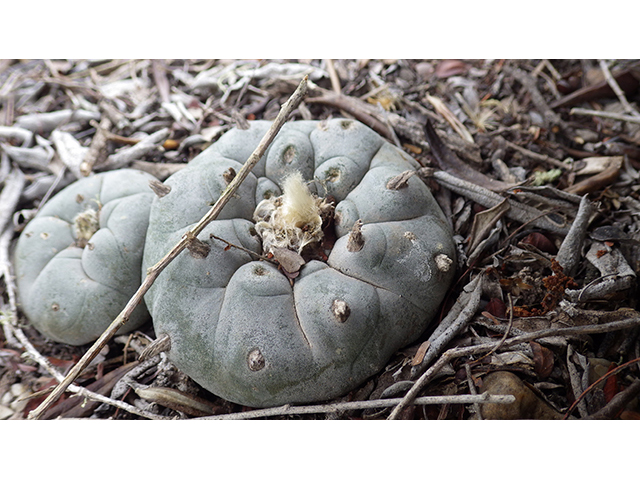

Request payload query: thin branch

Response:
[555,195,595,275]
[208,233,275,264]
[421,169,572,234]
[503,139,570,170]
[199,393,515,420]
[388,309,640,419]
[0,227,21,347]
[570,107,640,126]
[598,60,640,118]
[324,59,342,94]
[27,75,310,420]
[411,273,484,377]
[464,364,482,420]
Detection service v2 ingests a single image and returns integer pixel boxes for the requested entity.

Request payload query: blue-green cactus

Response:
[143,119,456,407]
[13,169,156,346]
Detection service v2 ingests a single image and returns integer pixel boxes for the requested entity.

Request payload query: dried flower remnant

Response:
[253,172,333,255]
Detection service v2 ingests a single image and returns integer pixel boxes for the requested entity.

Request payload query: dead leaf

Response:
[467,199,510,253]
[434,60,469,78]
[411,341,430,366]
[485,298,507,319]
[620,411,640,420]
[550,68,640,109]
[564,156,623,195]
[530,341,554,379]
[603,363,619,404]
[134,385,220,417]
[521,232,557,254]
[271,246,306,274]
[574,156,622,176]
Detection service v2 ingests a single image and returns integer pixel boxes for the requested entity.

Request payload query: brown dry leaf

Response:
[134,385,220,417]
[574,156,622,176]
[520,232,557,254]
[271,246,306,274]
[411,341,431,366]
[620,411,640,420]
[549,67,640,109]
[434,60,469,78]
[603,363,620,403]
[467,199,510,253]
[530,341,554,379]
[564,156,623,195]
[484,298,507,319]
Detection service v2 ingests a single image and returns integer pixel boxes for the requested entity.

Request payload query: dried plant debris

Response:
[3,59,640,420]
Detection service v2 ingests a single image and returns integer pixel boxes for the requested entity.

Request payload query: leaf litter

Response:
[2,59,640,420]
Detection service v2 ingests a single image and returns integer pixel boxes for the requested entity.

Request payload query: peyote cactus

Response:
[142,119,457,407]
[13,169,156,346]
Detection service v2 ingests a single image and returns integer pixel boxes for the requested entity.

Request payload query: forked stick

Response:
[28,75,309,419]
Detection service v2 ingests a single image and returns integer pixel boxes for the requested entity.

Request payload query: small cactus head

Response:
[73,207,100,247]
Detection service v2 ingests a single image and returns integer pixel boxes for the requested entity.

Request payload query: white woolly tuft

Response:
[280,172,320,229]
[253,171,333,254]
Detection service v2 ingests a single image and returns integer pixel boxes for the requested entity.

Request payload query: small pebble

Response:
[0,405,14,420]
[9,384,32,414]
[10,383,28,397]
[1,391,13,406]
[415,62,435,81]
[479,371,562,420]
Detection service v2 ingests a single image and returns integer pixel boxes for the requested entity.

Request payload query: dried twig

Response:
[598,60,640,119]
[555,195,595,275]
[411,273,484,377]
[570,107,640,126]
[0,227,21,347]
[464,364,482,420]
[0,165,25,234]
[305,87,396,141]
[324,59,342,94]
[425,94,474,144]
[27,75,310,420]
[420,168,572,234]
[80,116,112,176]
[199,393,515,420]
[209,233,275,263]
[503,139,570,171]
[97,128,170,171]
[566,344,589,418]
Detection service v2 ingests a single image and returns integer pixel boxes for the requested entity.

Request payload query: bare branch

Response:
[199,393,515,420]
